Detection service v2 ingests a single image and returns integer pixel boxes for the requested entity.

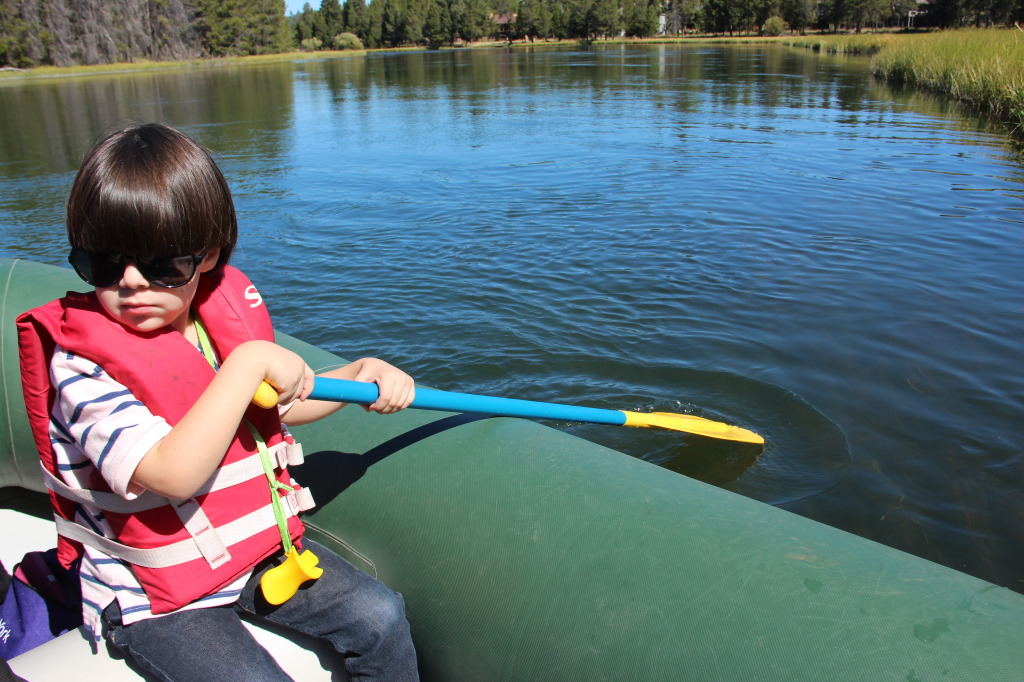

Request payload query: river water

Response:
[1,44,1022,592]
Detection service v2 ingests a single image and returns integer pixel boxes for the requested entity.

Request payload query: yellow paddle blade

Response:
[622,411,765,444]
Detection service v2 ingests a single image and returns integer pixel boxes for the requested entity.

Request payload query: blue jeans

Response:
[103,540,418,681]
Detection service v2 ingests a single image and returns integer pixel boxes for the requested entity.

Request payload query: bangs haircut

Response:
[67,123,237,267]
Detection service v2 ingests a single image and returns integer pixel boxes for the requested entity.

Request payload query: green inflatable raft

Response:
[1,258,1022,680]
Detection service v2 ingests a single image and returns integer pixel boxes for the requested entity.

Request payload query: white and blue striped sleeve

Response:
[49,345,172,499]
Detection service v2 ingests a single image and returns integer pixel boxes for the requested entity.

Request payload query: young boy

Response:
[17,122,419,680]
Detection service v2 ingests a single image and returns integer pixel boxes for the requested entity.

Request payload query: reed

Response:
[783,33,899,55]
[787,29,1024,132]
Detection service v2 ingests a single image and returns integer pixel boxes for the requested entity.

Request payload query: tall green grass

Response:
[783,33,899,55]
[788,29,1024,133]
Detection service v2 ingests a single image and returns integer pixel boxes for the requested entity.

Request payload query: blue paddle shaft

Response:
[309,378,628,427]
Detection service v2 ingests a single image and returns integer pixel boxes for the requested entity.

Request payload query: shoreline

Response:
[0,36,809,84]
[784,28,1024,134]
[2,31,1020,135]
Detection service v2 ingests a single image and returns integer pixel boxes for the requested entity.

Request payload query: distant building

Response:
[492,13,517,41]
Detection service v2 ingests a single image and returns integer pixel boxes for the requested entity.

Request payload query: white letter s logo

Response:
[245,285,263,308]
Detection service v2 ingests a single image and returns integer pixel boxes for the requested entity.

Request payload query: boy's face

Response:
[96,249,221,335]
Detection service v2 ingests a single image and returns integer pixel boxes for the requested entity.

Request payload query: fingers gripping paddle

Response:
[254,378,764,445]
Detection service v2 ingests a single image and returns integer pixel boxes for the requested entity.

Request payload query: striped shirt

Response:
[48,345,273,641]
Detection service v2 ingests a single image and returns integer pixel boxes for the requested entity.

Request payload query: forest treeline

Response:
[2,0,1021,68]
[0,0,290,67]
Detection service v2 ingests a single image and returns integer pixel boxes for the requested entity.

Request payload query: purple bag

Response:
[0,549,82,660]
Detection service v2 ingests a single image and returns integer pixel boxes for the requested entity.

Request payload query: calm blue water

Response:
[1,45,1022,591]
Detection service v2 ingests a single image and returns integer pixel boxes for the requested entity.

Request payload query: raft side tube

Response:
[2,258,1023,680]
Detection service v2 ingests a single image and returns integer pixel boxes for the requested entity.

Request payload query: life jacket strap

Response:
[53,501,295,569]
[39,446,286,511]
[277,441,304,468]
[170,497,232,569]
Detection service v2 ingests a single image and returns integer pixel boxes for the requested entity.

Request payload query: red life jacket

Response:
[16,266,309,614]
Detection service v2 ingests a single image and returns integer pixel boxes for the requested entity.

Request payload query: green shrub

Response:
[762,16,788,36]
[300,37,322,51]
[333,32,364,50]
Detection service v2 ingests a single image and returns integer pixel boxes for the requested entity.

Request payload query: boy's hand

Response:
[230,340,314,406]
[260,343,316,406]
[351,358,416,414]
[279,355,415,426]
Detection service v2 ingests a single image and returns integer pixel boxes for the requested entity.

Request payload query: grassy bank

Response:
[786,29,1024,132]
[0,50,374,83]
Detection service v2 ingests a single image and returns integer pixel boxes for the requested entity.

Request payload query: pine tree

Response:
[295,3,316,42]
[197,0,290,56]
[422,0,447,45]
[320,0,343,38]
[365,0,384,46]
[343,0,369,40]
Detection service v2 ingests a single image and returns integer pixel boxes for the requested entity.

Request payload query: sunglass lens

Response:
[69,248,123,287]
[141,254,196,287]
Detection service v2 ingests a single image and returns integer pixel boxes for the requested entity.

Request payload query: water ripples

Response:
[3,44,1023,592]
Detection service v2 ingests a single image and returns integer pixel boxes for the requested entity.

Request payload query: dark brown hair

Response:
[66,123,237,268]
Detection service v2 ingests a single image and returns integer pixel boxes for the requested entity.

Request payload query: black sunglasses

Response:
[68,247,207,289]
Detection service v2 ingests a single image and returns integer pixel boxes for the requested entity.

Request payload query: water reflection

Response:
[2,47,1005,179]
[0,63,297,258]
[0,63,295,176]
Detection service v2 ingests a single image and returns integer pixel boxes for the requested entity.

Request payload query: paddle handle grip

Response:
[253,382,280,409]
[292,377,629,426]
